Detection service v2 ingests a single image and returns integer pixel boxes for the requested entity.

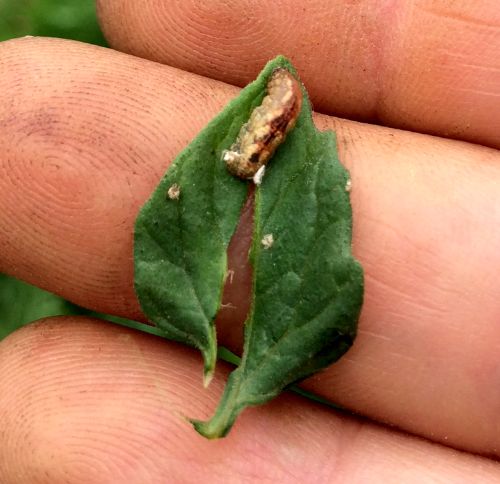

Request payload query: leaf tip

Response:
[203,368,214,389]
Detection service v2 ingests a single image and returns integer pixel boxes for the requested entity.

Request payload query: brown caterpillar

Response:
[223,68,303,180]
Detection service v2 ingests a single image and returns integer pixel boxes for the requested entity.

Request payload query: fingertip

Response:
[97,0,500,148]
[0,317,214,482]
[2,318,499,482]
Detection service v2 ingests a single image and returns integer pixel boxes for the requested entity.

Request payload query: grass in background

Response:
[0,273,161,341]
[0,0,106,44]
[0,275,80,339]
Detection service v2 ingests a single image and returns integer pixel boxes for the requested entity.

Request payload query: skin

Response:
[0,0,499,482]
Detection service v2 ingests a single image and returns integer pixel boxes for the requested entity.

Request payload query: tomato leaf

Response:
[192,57,363,438]
[134,56,363,436]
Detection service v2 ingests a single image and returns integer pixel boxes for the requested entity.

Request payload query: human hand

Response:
[0,1,499,482]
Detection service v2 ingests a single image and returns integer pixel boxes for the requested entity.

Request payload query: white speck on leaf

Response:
[253,166,266,186]
[345,179,352,192]
[167,183,181,200]
[261,234,274,249]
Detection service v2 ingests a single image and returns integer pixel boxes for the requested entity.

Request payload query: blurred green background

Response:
[0,0,105,44]
[0,0,107,340]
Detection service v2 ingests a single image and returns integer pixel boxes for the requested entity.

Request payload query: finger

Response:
[1,37,500,457]
[1,318,499,484]
[96,0,500,149]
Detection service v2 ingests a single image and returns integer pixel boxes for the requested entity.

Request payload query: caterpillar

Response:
[223,68,303,180]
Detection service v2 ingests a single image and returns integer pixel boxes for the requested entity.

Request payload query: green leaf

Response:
[134,64,283,383]
[192,57,363,438]
[133,55,362,437]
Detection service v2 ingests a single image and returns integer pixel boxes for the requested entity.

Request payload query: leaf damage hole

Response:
[214,186,255,354]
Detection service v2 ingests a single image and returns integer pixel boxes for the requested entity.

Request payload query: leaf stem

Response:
[191,370,244,439]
